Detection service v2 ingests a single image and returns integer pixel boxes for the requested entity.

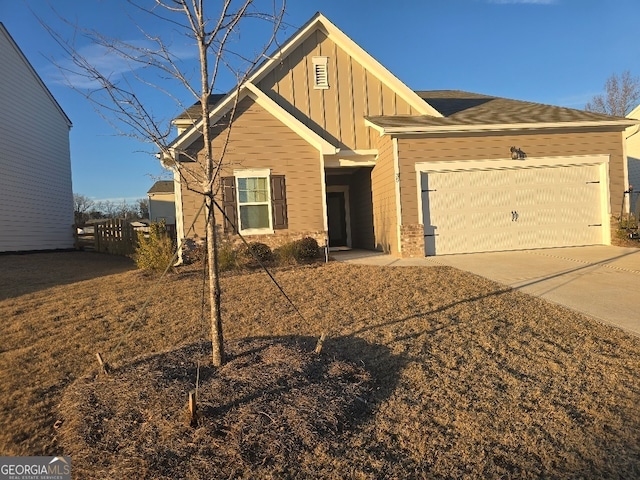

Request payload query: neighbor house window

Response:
[312,56,329,89]
[221,170,288,234]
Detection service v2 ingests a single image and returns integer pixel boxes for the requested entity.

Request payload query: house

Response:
[0,23,73,252]
[626,104,640,194]
[147,180,176,225]
[167,13,635,258]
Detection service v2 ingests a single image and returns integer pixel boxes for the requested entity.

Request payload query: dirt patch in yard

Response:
[58,337,380,479]
[0,251,639,478]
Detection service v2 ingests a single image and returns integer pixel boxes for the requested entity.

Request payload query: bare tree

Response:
[73,193,95,225]
[41,1,286,366]
[137,197,150,219]
[585,71,640,117]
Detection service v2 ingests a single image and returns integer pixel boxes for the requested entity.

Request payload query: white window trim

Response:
[233,168,274,235]
[312,56,329,90]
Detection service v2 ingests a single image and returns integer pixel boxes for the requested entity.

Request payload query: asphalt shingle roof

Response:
[173,94,227,122]
[147,180,174,194]
[366,90,633,130]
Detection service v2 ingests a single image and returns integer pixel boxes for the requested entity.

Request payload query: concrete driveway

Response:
[332,246,640,337]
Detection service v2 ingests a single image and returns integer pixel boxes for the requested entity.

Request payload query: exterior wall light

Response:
[510,146,526,159]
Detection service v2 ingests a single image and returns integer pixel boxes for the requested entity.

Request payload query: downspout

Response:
[320,151,329,252]
[172,165,185,265]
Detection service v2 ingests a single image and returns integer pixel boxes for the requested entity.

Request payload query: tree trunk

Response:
[194,5,225,367]
[206,194,224,366]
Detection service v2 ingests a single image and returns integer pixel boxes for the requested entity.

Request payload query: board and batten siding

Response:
[0,24,73,252]
[371,135,398,254]
[180,97,324,238]
[397,130,626,226]
[257,27,417,152]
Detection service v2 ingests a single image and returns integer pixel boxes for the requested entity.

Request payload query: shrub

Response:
[182,239,239,272]
[217,240,239,272]
[242,242,273,266]
[182,240,206,265]
[134,222,176,272]
[293,237,320,261]
[274,241,298,265]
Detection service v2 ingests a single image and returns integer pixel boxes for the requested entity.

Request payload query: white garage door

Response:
[421,164,605,255]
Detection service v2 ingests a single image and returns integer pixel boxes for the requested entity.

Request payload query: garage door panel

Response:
[421,164,605,255]
[470,210,511,230]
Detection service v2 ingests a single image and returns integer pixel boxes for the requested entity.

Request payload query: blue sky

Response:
[2,0,639,203]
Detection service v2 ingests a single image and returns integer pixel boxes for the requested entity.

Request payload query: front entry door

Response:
[327,191,348,247]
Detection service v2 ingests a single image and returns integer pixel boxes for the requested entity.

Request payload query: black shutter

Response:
[221,176,238,233]
[271,175,288,229]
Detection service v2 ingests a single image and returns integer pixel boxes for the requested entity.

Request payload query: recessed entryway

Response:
[326,186,351,248]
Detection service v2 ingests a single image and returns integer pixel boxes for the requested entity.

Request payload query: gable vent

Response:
[312,56,329,89]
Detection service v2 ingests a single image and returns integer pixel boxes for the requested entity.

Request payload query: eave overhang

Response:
[365,118,639,136]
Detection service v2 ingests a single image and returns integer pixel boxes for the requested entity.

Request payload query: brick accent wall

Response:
[224,230,328,251]
[400,223,424,258]
[183,228,328,253]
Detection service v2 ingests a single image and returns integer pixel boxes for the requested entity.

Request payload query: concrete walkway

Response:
[332,246,640,337]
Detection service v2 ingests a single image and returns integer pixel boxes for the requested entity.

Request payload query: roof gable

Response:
[147,180,174,194]
[248,13,441,118]
[170,12,442,155]
[170,83,337,155]
[627,103,640,120]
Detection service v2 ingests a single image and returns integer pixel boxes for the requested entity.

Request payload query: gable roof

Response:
[170,83,338,155]
[172,93,226,127]
[365,90,637,135]
[246,12,442,118]
[627,103,640,121]
[169,12,442,156]
[147,180,174,195]
[0,23,72,128]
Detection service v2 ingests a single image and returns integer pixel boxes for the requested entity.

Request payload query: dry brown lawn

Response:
[1,251,639,478]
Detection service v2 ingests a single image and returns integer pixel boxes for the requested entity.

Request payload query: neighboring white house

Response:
[147,180,175,225]
[626,104,640,193]
[0,23,74,252]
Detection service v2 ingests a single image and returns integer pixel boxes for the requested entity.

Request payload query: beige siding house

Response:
[147,180,176,225]
[168,13,635,258]
[626,104,640,193]
[0,23,73,252]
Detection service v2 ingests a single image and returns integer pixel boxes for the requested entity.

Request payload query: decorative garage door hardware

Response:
[511,211,519,222]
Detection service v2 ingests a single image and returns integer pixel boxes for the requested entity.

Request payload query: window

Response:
[221,170,288,234]
[237,176,270,231]
[312,56,329,89]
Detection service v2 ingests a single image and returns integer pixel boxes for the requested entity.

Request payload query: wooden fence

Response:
[75,220,176,256]
[75,219,137,255]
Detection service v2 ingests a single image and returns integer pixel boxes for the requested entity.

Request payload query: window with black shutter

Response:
[270,175,288,229]
[221,176,238,233]
[221,172,287,234]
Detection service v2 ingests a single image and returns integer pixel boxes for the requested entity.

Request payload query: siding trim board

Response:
[392,137,403,254]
